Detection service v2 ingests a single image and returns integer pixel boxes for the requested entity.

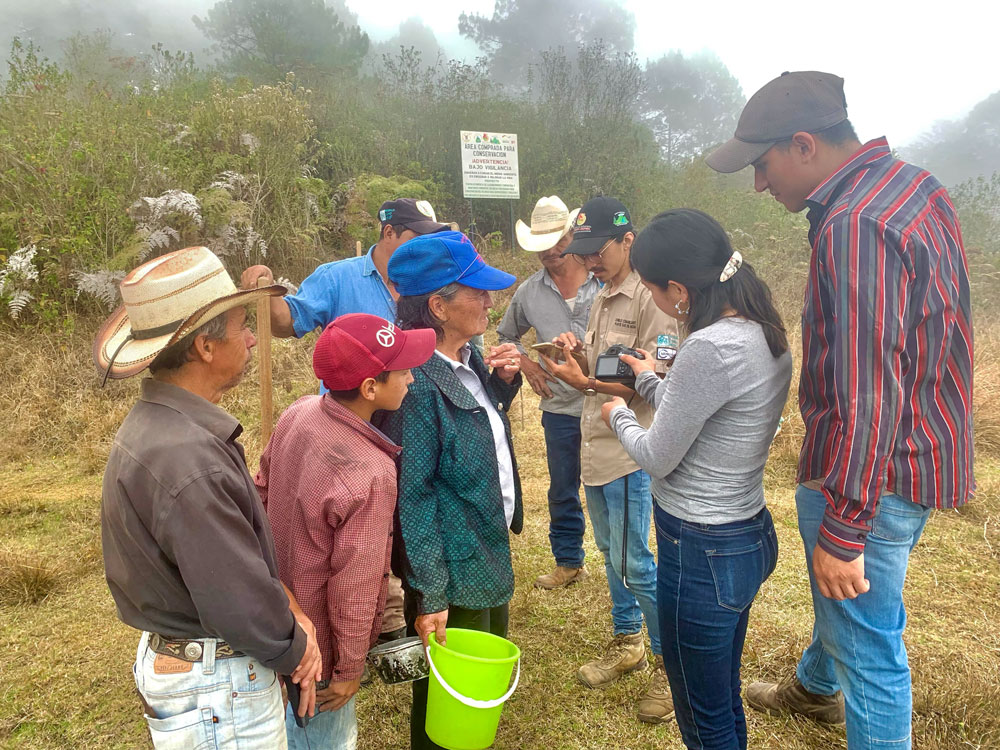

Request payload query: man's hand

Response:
[620,348,656,377]
[284,585,322,717]
[812,545,870,600]
[520,355,556,398]
[241,264,274,289]
[540,336,588,390]
[485,343,521,384]
[551,331,583,352]
[601,396,627,429]
[415,609,448,648]
[316,679,361,713]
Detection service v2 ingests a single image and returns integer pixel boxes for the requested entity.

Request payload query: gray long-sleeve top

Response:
[101,378,306,675]
[610,317,792,524]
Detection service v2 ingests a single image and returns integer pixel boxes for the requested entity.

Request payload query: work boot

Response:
[578,632,646,688]
[745,674,845,725]
[636,654,674,724]
[534,565,588,590]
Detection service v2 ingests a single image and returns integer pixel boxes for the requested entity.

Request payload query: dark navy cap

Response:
[388,231,516,296]
[566,196,633,256]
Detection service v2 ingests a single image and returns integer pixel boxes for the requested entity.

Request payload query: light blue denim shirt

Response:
[285,246,395,338]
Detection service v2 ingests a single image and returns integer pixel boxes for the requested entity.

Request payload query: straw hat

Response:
[515,196,581,252]
[93,246,285,381]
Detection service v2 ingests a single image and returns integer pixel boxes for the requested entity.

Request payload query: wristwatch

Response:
[582,377,598,396]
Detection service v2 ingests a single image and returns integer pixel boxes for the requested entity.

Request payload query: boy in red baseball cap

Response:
[255,313,436,749]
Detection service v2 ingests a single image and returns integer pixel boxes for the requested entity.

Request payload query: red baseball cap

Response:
[313,313,436,391]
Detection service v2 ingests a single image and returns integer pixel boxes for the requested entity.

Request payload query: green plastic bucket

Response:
[425,628,521,750]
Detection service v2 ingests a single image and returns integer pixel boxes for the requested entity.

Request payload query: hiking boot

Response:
[534,565,588,590]
[636,654,674,724]
[578,632,646,688]
[745,674,845,725]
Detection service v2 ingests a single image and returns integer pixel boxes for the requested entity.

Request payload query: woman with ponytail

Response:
[600,208,792,749]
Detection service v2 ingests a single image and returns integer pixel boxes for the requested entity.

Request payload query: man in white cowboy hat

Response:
[497,196,600,590]
[96,246,323,749]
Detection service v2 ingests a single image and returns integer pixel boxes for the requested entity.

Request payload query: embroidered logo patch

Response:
[576,212,587,226]
[612,211,628,226]
[379,208,395,222]
[376,323,396,348]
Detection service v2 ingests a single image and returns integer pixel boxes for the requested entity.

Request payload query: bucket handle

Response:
[424,646,520,710]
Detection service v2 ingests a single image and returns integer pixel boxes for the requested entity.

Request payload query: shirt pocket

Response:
[603,330,637,352]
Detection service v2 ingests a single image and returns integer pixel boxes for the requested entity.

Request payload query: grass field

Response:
[1,330,999,750]
[2,241,999,749]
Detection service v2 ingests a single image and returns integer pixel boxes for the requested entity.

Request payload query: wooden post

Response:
[256,277,273,447]
[356,240,362,257]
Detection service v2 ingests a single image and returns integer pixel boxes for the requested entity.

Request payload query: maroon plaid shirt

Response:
[257,395,401,681]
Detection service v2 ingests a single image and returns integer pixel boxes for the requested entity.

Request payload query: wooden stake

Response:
[257,277,273,447]
[356,240,362,257]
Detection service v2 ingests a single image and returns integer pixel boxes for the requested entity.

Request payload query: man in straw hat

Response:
[96,246,323,749]
[706,72,974,748]
[497,195,600,590]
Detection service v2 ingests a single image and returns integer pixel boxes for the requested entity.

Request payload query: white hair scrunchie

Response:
[719,250,743,283]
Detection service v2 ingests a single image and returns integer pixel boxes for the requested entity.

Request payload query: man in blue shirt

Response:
[242,198,449,338]
[242,198,449,648]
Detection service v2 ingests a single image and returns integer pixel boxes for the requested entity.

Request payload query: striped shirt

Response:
[256,395,401,681]
[798,137,975,561]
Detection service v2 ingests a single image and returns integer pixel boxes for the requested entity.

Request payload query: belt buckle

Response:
[183,642,204,660]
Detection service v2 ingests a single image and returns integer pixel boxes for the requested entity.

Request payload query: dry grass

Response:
[1,247,999,748]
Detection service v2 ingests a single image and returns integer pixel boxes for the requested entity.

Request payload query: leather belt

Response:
[148,633,244,662]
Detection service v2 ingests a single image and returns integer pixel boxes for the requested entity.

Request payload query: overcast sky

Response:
[348,0,1000,147]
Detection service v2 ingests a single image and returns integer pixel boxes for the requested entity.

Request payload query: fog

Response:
[1,0,997,184]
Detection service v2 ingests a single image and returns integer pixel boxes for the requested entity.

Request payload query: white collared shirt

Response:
[434,346,515,528]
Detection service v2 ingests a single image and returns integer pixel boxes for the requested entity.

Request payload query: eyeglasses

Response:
[571,237,618,265]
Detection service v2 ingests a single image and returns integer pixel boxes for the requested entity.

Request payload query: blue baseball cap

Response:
[388,231,516,296]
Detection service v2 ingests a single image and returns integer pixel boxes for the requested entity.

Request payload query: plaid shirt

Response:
[798,137,975,561]
[257,395,401,681]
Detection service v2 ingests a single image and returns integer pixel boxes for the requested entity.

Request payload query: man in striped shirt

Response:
[707,71,974,749]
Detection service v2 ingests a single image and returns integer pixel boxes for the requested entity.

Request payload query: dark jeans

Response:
[404,593,510,750]
[540,411,585,568]
[655,504,778,750]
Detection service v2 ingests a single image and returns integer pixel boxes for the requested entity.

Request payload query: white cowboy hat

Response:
[93,246,285,382]
[515,196,581,252]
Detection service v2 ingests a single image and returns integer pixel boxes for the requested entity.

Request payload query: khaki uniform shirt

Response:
[580,270,679,486]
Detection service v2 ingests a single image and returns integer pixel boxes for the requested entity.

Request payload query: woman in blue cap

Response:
[380,231,524,750]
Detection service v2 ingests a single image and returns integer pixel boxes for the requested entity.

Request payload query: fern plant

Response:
[0,245,41,320]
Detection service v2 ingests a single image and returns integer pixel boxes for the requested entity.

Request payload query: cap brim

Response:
[459,263,516,291]
[387,327,437,371]
[566,232,612,256]
[704,137,774,173]
[405,220,451,235]
[93,284,286,380]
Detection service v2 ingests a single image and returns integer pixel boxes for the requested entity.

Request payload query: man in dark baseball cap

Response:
[708,71,975,750]
[705,71,848,174]
[548,194,679,724]
[376,198,451,236]
[706,71,858,213]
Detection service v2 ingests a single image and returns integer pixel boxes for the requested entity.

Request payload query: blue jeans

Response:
[541,411,586,568]
[286,691,356,749]
[584,470,660,655]
[655,504,778,750]
[132,631,286,749]
[795,485,931,750]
